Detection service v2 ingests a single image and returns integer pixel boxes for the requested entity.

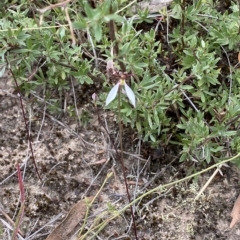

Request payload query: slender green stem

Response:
[78,172,113,239]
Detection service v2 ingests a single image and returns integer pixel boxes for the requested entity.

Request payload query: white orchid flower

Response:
[105,79,136,107]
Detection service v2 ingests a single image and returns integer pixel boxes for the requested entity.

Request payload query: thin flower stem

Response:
[117,87,138,239]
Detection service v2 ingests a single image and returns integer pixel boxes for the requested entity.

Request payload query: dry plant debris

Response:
[230,194,240,229]
[46,196,94,240]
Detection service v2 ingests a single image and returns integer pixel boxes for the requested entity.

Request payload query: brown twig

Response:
[6,58,42,182]
[12,164,25,240]
[64,6,76,45]
[108,6,126,72]
[37,0,76,44]
[36,0,73,14]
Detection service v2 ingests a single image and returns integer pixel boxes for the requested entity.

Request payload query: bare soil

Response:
[1,75,240,240]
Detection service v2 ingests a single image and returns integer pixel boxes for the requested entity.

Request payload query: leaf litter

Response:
[46,197,94,240]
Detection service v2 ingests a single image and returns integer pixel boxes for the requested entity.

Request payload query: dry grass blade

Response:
[230,194,240,228]
[46,197,94,240]
[12,164,25,240]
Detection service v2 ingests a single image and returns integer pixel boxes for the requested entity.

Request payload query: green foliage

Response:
[1,0,240,165]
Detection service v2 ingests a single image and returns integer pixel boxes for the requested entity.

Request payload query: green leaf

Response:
[153,109,160,126]
[181,85,194,90]
[94,25,102,42]
[210,146,223,152]
[200,92,205,103]
[150,134,156,142]
[84,2,94,19]
[136,122,141,132]
[177,124,186,130]
[220,131,237,137]
[73,21,87,30]
[148,113,153,129]
[180,152,188,162]
[104,14,124,23]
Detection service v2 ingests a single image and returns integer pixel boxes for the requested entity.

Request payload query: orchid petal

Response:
[105,82,120,106]
[124,83,136,107]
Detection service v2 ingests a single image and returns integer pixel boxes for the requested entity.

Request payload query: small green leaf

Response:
[136,122,141,132]
[148,114,153,129]
[200,92,205,103]
[153,109,160,125]
[104,14,124,23]
[73,21,87,29]
[84,2,94,19]
[94,25,102,42]
[181,85,194,90]
[180,152,188,162]
[149,134,156,142]
[177,124,186,130]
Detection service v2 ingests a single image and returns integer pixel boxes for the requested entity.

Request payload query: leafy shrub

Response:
[1,0,240,164]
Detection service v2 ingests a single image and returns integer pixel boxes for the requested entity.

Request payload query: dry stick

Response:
[194,164,226,200]
[70,76,82,127]
[64,5,76,45]
[87,29,99,69]
[36,0,73,14]
[37,0,76,45]
[108,7,126,73]
[6,58,42,182]
[12,164,25,240]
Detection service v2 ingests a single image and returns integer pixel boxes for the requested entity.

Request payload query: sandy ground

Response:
[1,74,240,240]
